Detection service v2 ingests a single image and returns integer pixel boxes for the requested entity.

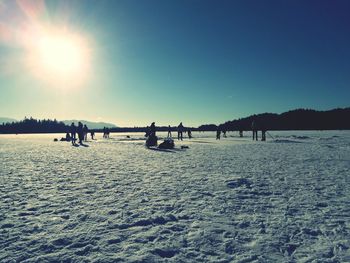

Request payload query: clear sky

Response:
[0,0,349,127]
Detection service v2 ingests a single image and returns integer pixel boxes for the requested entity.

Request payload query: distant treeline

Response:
[214,108,350,131]
[0,117,196,134]
[1,108,349,134]
[0,117,68,134]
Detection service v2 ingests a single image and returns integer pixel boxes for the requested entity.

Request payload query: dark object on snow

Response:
[158,138,175,149]
[181,145,189,149]
[60,133,72,141]
[226,178,252,189]
[126,135,130,138]
[146,135,158,147]
[53,138,58,142]
[65,132,71,141]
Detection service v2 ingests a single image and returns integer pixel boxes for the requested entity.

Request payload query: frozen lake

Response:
[1,131,350,262]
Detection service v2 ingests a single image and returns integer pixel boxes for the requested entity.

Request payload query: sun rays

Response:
[0,0,93,89]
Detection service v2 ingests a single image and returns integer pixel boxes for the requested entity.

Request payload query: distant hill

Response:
[219,108,350,131]
[0,117,17,124]
[62,120,117,129]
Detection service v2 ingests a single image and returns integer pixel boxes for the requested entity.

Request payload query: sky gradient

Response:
[0,0,349,127]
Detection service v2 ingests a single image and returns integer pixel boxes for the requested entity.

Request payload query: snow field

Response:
[0,131,349,262]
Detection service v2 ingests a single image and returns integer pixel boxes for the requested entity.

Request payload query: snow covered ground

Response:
[0,131,349,262]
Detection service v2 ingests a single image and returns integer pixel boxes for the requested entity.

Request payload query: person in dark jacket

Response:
[70,122,77,145]
[146,122,157,147]
[77,122,84,144]
[261,124,266,141]
[188,129,192,139]
[252,120,258,141]
[178,122,184,141]
[83,124,89,141]
[167,125,172,138]
[216,128,221,140]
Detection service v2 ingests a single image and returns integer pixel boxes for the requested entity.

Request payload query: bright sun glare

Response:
[26,29,91,88]
[0,1,93,89]
[38,35,83,76]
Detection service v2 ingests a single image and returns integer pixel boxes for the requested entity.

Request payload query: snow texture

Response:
[0,131,349,262]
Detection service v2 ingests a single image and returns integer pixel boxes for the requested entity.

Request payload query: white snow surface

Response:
[0,131,349,262]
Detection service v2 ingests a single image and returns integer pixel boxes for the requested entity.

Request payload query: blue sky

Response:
[0,0,349,126]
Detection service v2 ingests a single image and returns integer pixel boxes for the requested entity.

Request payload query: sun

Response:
[37,35,83,77]
[26,28,92,88]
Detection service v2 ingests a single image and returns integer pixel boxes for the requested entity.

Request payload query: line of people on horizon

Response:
[146,121,269,142]
[64,120,268,146]
[146,122,193,141]
[214,120,267,141]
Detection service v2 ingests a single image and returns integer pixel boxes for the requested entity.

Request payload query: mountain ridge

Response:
[61,120,117,129]
[0,117,18,124]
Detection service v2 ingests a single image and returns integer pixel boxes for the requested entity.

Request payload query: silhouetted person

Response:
[216,128,221,140]
[178,122,184,141]
[146,122,157,147]
[239,129,243,137]
[261,124,266,141]
[223,129,227,138]
[83,124,89,141]
[188,129,192,139]
[150,122,156,137]
[77,122,84,144]
[91,131,95,140]
[65,132,71,141]
[251,121,258,141]
[103,127,110,138]
[167,125,172,138]
[145,126,150,137]
[70,122,77,145]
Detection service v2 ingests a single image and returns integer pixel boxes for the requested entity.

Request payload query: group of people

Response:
[102,127,110,138]
[147,122,193,141]
[64,120,268,146]
[69,122,89,145]
[251,120,267,141]
[174,122,193,140]
[216,129,227,140]
[146,122,192,148]
[215,121,267,141]
[147,121,268,142]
